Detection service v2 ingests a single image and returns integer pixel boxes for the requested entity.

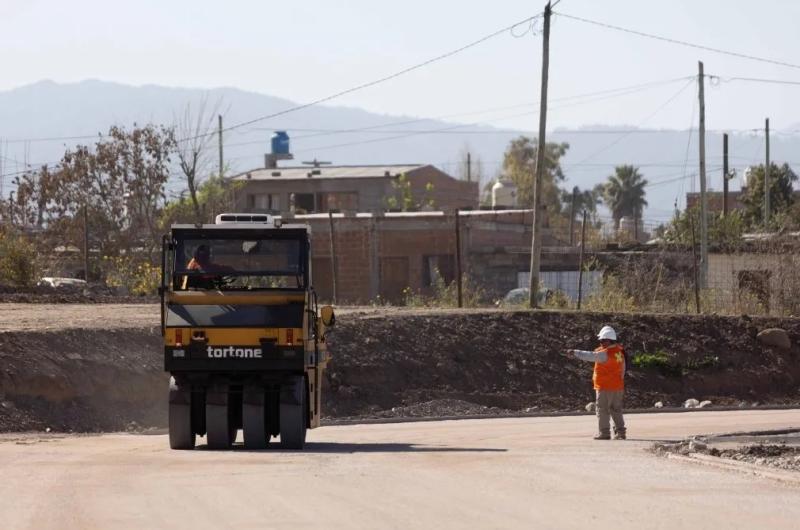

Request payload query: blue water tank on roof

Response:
[271,131,290,155]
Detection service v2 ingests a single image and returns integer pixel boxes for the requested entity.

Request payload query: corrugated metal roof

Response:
[231,164,426,181]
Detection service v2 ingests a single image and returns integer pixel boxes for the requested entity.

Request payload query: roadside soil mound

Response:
[324,310,800,418]
[1,308,799,431]
[0,328,164,432]
[0,284,157,304]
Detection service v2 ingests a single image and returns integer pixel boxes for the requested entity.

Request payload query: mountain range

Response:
[1,80,798,222]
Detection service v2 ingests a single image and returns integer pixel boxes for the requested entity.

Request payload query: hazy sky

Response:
[3,0,800,133]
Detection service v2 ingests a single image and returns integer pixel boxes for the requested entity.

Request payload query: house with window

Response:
[231,164,478,214]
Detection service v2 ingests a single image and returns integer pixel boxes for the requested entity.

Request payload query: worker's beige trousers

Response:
[596,390,625,435]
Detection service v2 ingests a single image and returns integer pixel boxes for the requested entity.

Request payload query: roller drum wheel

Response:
[242,387,269,449]
[280,377,307,450]
[206,390,235,449]
[169,385,195,450]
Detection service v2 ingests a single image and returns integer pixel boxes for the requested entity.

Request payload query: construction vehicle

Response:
[160,213,334,450]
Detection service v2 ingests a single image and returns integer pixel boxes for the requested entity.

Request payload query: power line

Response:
[719,76,800,86]
[208,13,544,139]
[569,78,695,167]
[225,76,695,152]
[3,134,100,145]
[555,11,800,70]
[0,75,693,149]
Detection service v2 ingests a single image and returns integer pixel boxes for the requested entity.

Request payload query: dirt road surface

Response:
[0,304,158,332]
[2,410,800,530]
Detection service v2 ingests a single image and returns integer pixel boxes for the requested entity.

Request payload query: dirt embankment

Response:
[0,327,165,431]
[1,308,799,431]
[324,311,800,418]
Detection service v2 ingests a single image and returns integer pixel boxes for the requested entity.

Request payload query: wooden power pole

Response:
[722,133,729,217]
[528,1,551,308]
[697,61,708,288]
[218,115,224,178]
[765,117,770,228]
[568,186,577,245]
[83,205,90,282]
[455,208,463,308]
[327,212,338,305]
[577,209,587,310]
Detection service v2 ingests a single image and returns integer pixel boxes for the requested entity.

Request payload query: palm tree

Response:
[603,165,648,229]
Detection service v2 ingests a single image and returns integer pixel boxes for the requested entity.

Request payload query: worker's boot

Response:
[613,428,627,440]
[594,431,611,440]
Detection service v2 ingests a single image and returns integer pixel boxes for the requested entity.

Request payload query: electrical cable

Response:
[555,11,800,70]
[568,78,695,167]
[205,13,544,139]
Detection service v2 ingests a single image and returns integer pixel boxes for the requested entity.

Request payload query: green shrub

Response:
[0,230,39,287]
[632,350,720,377]
[102,256,160,295]
[543,289,571,309]
[402,269,486,308]
[583,275,636,313]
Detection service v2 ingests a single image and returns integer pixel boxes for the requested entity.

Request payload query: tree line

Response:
[497,136,648,230]
[0,102,238,287]
[495,135,799,244]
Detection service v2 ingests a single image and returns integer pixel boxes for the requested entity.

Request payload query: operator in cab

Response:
[182,244,233,289]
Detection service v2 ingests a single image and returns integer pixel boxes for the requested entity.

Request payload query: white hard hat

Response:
[597,325,617,341]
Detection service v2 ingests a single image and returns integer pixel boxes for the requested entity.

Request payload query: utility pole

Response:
[528,1,551,308]
[568,186,577,245]
[455,208,463,308]
[466,152,472,183]
[327,211,338,305]
[697,61,708,288]
[577,209,587,310]
[83,205,90,282]
[218,115,224,178]
[765,117,770,228]
[689,215,701,314]
[722,133,729,217]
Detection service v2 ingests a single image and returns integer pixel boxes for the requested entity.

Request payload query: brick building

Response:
[685,191,745,213]
[231,164,478,215]
[289,210,571,304]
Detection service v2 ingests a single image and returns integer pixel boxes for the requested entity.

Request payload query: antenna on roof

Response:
[301,158,332,168]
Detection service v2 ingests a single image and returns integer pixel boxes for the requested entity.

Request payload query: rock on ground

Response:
[757,328,792,349]
[684,399,700,409]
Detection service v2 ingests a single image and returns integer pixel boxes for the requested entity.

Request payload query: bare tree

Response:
[174,96,225,224]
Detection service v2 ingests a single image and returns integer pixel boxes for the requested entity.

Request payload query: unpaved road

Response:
[0,304,158,332]
[2,410,800,530]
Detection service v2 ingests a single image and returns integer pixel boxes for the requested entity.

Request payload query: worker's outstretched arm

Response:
[569,349,607,363]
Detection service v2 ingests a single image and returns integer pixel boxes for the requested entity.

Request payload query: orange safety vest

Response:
[592,343,625,391]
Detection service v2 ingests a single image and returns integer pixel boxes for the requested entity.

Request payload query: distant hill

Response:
[1,80,798,221]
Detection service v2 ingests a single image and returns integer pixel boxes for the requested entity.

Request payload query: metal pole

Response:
[466,152,472,183]
[327,211,338,305]
[689,214,701,314]
[697,61,708,289]
[722,133,729,217]
[455,208,463,308]
[577,209,587,310]
[765,117,770,228]
[528,1,551,309]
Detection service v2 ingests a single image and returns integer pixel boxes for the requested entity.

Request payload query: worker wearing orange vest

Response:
[566,325,627,440]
